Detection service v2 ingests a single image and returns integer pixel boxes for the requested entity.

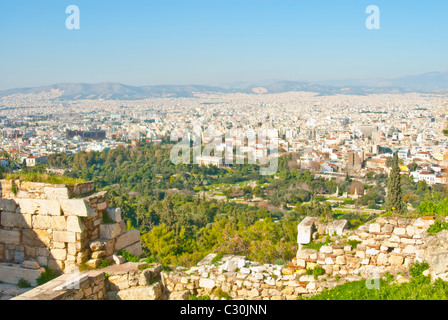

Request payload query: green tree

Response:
[385,153,404,214]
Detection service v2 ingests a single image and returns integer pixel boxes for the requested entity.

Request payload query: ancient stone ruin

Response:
[3,180,448,300]
[0,179,142,289]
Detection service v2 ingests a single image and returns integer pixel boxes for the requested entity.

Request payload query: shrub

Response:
[427,220,448,235]
[409,261,429,278]
[306,265,325,279]
[99,259,111,268]
[116,250,140,262]
[188,295,211,300]
[102,211,114,224]
[213,288,232,300]
[17,278,32,288]
[5,173,85,185]
[274,259,286,266]
[301,276,448,300]
[36,267,58,286]
[348,240,361,249]
[211,253,224,265]
[11,180,18,195]
[312,265,325,279]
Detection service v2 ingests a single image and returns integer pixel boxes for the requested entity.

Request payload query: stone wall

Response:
[11,269,106,300]
[292,216,436,278]
[9,214,448,300]
[0,179,142,286]
[11,261,163,300]
[0,180,94,200]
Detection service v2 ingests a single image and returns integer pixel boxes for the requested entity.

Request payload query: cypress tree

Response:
[385,153,404,214]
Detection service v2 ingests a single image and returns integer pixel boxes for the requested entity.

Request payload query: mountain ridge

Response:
[1,71,447,100]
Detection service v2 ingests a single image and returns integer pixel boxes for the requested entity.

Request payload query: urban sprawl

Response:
[0,89,447,185]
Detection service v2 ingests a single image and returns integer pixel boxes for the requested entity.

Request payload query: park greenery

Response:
[14,141,441,267]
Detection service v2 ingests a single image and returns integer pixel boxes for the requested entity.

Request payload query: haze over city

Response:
[1,0,448,89]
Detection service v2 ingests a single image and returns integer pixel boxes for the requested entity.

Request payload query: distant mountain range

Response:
[1,71,447,100]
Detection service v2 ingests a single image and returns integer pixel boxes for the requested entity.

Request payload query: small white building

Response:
[195,155,223,167]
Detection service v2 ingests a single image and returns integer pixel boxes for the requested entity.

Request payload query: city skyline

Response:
[1,0,447,90]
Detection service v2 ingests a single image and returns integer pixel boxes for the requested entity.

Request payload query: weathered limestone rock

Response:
[113,255,126,265]
[120,241,143,257]
[169,290,190,300]
[297,217,317,246]
[198,253,217,266]
[32,215,66,231]
[0,262,45,286]
[106,208,122,223]
[320,245,333,254]
[90,240,105,252]
[0,199,18,212]
[53,231,76,243]
[393,228,406,236]
[85,259,101,269]
[51,248,67,261]
[60,199,97,217]
[15,199,61,216]
[0,212,32,229]
[43,186,70,199]
[91,251,107,259]
[369,223,381,234]
[21,260,41,269]
[22,229,51,247]
[199,278,216,290]
[111,283,162,300]
[223,256,245,272]
[328,220,348,236]
[424,230,448,274]
[114,230,140,251]
[99,223,122,240]
[389,255,404,266]
[0,229,21,245]
[66,216,85,233]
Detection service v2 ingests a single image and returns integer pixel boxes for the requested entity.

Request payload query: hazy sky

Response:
[0,0,447,89]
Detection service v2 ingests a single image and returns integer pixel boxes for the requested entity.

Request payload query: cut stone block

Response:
[113,255,126,265]
[0,262,45,287]
[22,229,52,247]
[59,199,97,217]
[328,219,348,236]
[197,253,217,266]
[0,199,18,212]
[89,240,105,252]
[297,217,317,245]
[66,216,85,233]
[43,186,70,199]
[15,199,61,216]
[0,229,21,245]
[53,231,76,243]
[32,215,66,231]
[368,223,381,233]
[21,260,40,270]
[199,278,216,290]
[100,223,122,240]
[1,212,32,229]
[50,248,67,261]
[120,241,143,257]
[106,207,122,223]
[114,230,140,250]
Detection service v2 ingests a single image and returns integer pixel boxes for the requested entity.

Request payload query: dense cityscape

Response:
[1,0,448,307]
[1,90,447,186]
